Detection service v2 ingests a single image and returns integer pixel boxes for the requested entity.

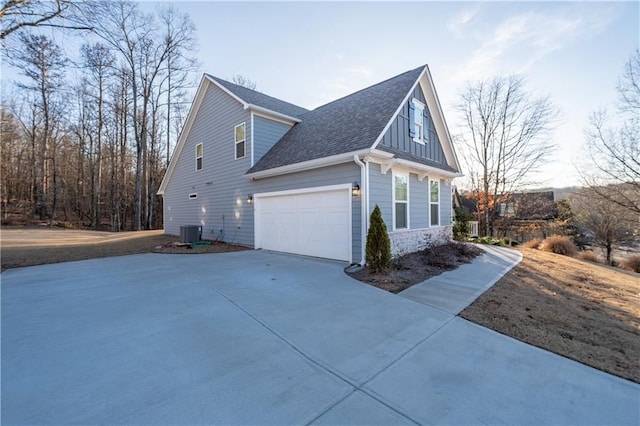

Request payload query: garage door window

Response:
[394,173,408,230]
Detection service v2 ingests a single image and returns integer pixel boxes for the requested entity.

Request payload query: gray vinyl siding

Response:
[410,174,428,228]
[440,179,453,225]
[380,84,446,165]
[366,163,451,231]
[163,81,253,245]
[367,163,393,229]
[164,92,363,263]
[253,115,292,165]
[251,162,362,263]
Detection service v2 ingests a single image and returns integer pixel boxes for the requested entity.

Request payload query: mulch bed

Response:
[347,242,484,293]
[152,240,250,254]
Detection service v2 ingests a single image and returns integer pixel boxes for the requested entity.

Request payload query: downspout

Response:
[354,155,366,266]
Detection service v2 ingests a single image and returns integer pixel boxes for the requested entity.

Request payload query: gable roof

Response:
[247,66,425,174]
[207,75,309,119]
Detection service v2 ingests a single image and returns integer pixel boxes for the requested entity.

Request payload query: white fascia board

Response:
[205,74,248,108]
[422,66,463,172]
[158,75,210,195]
[246,104,301,124]
[370,66,427,150]
[245,149,393,180]
[392,158,464,179]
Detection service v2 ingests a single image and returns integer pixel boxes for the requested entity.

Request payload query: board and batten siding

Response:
[252,115,293,166]
[366,163,452,229]
[163,81,254,245]
[380,84,446,165]
[251,162,362,263]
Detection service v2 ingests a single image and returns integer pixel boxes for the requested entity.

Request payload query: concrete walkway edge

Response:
[398,244,523,314]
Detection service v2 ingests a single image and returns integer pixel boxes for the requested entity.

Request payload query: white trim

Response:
[354,155,367,265]
[392,158,463,179]
[250,113,255,166]
[207,75,249,108]
[245,148,394,180]
[253,183,352,262]
[195,143,203,171]
[392,171,409,231]
[429,178,440,226]
[371,68,425,150]
[252,110,298,125]
[412,98,426,145]
[246,104,301,124]
[254,183,350,199]
[234,122,246,160]
[422,66,463,172]
[158,75,211,195]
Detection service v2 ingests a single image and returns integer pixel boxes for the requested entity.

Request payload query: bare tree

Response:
[581,50,640,215]
[456,75,558,236]
[232,74,256,90]
[9,33,68,221]
[570,188,639,264]
[0,0,90,40]
[80,42,114,229]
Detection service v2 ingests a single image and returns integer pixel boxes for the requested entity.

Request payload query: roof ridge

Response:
[310,65,426,112]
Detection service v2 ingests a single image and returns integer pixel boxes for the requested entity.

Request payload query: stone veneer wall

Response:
[389,226,452,257]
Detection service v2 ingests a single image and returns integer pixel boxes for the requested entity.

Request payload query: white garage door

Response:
[255,186,352,261]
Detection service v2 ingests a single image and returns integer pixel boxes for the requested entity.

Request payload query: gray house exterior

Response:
[158,65,463,264]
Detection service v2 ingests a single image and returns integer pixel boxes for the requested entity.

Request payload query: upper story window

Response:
[393,173,409,230]
[195,143,203,171]
[430,179,440,226]
[410,98,427,145]
[235,123,246,159]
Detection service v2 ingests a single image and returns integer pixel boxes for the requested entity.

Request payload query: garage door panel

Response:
[256,188,351,261]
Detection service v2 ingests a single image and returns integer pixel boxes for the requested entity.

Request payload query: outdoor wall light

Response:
[247,194,254,204]
[352,181,361,197]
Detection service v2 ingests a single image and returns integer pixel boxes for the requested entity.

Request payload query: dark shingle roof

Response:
[247,66,426,174]
[208,75,309,118]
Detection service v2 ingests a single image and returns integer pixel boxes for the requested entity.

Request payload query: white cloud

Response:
[447,8,478,34]
[451,5,617,83]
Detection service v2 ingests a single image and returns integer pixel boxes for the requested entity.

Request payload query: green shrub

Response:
[452,206,471,241]
[539,235,578,256]
[620,255,640,273]
[365,205,391,272]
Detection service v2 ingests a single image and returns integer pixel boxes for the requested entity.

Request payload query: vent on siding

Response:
[189,193,198,199]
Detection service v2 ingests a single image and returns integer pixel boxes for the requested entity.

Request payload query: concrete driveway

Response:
[2,251,638,424]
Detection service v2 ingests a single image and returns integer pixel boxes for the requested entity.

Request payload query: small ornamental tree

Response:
[366,205,392,272]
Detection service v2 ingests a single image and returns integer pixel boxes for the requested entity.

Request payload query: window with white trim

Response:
[195,143,203,171]
[410,98,425,144]
[234,123,245,159]
[394,173,409,230]
[430,179,440,226]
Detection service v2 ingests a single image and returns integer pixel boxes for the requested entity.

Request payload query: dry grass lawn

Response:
[1,228,173,270]
[461,247,640,384]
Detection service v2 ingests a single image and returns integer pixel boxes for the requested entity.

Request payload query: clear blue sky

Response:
[159,1,638,189]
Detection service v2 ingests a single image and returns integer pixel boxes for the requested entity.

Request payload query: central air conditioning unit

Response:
[180,225,202,244]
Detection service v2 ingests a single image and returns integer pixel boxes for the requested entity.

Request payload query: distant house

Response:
[495,191,557,240]
[498,191,557,220]
[158,65,463,263]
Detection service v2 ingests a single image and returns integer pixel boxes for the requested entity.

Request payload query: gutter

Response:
[353,155,367,266]
[246,149,393,180]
